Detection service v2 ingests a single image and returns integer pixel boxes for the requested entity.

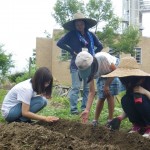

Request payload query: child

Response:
[75,51,123,125]
[103,56,150,138]
[1,67,59,123]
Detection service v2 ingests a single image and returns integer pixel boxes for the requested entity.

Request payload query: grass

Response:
[0,89,132,130]
[40,90,132,130]
[0,89,8,122]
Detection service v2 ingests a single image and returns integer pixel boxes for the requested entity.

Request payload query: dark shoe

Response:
[106,118,121,130]
[20,119,35,123]
[15,119,21,122]
[92,120,99,127]
[24,120,35,123]
[105,120,112,128]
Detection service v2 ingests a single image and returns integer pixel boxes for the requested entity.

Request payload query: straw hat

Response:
[63,12,97,31]
[102,56,150,78]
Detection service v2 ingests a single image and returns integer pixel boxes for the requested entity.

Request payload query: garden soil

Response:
[0,119,150,150]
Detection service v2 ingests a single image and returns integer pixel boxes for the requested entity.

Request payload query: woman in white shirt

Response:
[1,67,59,123]
[75,51,124,125]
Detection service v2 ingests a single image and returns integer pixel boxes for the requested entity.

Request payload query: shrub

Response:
[8,72,24,83]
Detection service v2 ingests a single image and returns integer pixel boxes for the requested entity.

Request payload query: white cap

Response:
[75,51,93,79]
[75,51,93,70]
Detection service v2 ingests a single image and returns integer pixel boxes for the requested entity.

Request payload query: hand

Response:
[80,109,89,123]
[44,116,59,122]
[134,86,146,95]
[104,85,110,96]
[106,117,121,130]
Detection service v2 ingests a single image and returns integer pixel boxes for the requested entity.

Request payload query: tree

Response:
[0,45,14,77]
[52,0,84,26]
[86,0,120,32]
[110,26,141,55]
[53,0,140,56]
[31,49,36,65]
[28,49,37,77]
[85,0,121,47]
[53,0,120,45]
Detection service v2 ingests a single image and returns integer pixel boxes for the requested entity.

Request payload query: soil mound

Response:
[0,119,149,150]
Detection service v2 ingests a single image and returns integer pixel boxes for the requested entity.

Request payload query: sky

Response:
[0,0,150,73]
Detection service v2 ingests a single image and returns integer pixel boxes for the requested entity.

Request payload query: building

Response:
[122,0,150,33]
[36,29,150,86]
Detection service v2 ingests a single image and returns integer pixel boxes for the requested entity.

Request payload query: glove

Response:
[106,117,121,131]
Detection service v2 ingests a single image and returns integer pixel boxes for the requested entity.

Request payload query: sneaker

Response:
[105,120,112,128]
[142,128,150,138]
[92,120,98,127]
[128,124,141,133]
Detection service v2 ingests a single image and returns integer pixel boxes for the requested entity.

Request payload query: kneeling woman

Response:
[1,67,59,123]
[103,57,150,138]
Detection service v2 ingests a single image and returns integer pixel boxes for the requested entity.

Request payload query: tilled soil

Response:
[0,119,150,150]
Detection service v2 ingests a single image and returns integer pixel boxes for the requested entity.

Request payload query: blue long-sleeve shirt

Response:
[57,30,103,70]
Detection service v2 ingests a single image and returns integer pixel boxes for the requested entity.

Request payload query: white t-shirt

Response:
[94,52,117,78]
[1,79,35,118]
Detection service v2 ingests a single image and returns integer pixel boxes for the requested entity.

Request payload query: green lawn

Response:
[0,89,132,130]
[40,90,132,130]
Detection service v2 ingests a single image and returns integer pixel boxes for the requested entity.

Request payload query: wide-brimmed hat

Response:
[75,51,93,79]
[63,12,97,31]
[102,56,150,78]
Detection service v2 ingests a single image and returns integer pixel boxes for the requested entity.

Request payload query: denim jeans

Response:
[69,69,89,113]
[5,96,47,122]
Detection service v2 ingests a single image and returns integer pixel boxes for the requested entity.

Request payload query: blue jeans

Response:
[5,96,47,122]
[69,69,89,113]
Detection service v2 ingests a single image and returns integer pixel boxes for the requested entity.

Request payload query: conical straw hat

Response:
[102,56,150,77]
[63,12,97,31]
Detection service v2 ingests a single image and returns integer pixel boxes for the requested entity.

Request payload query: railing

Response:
[52,84,98,100]
[52,85,71,98]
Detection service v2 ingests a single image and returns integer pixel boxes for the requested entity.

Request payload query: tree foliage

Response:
[52,0,84,26]
[111,26,141,55]
[86,0,120,32]
[0,45,14,76]
[53,0,140,55]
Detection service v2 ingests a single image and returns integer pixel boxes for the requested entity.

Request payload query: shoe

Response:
[15,119,34,123]
[142,128,150,138]
[105,120,112,128]
[105,118,121,130]
[15,119,21,122]
[92,120,98,127]
[128,124,141,133]
[24,120,35,123]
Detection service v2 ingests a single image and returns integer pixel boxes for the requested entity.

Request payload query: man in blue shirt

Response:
[57,12,103,115]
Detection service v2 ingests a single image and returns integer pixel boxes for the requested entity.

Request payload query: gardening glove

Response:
[106,117,121,131]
